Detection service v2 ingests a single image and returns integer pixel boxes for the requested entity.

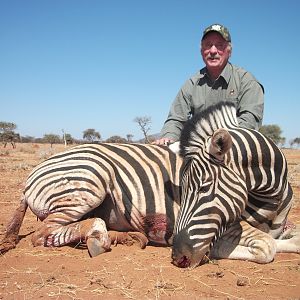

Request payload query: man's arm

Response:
[237,78,264,130]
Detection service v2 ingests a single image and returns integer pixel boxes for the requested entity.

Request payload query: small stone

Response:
[237,277,249,286]
[216,271,225,278]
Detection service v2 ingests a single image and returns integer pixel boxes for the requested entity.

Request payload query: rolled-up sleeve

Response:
[237,75,264,130]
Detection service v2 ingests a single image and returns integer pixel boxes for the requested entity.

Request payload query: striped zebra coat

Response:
[1,102,299,266]
[172,102,300,268]
[0,143,182,257]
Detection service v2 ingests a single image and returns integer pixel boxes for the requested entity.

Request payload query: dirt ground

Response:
[0,143,299,300]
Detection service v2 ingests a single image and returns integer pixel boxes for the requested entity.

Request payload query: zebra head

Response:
[172,102,248,268]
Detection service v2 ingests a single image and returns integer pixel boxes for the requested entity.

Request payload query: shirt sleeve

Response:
[160,79,193,141]
[236,75,264,130]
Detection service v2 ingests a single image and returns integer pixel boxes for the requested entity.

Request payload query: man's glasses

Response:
[202,42,228,51]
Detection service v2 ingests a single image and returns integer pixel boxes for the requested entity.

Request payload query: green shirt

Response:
[160,62,264,141]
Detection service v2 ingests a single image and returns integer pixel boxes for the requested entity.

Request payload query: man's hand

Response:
[152,138,174,145]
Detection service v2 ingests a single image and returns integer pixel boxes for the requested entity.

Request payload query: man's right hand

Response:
[152,138,174,145]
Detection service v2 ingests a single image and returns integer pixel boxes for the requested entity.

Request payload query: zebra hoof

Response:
[86,237,109,257]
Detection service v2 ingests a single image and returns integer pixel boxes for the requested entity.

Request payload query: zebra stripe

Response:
[0,142,183,256]
[172,101,295,268]
[2,102,298,266]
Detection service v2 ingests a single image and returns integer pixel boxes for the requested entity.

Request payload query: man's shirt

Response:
[161,62,264,141]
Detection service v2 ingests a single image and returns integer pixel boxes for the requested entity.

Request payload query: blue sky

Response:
[0,0,299,143]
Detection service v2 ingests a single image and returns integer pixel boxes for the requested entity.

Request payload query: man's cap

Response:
[202,24,231,42]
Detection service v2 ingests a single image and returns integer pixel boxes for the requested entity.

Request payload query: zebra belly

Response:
[93,196,136,232]
[94,197,174,245]
[108,212,171,245]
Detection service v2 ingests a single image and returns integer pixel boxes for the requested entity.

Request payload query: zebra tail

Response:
[0,194,28,254]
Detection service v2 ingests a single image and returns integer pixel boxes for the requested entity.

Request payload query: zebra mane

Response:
[180,101,238,157]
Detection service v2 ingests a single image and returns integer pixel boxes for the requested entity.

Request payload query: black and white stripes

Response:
[2,102,298,265]
[0,142,182,256]
[28,143,182,241]
[172,101,295,268]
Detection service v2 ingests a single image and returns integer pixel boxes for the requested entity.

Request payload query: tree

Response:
[0,131,20,148]
[259,125,284,145]
[0,121,19,148]
[62,129,67,147]
[277,137,286,148]
[294,137,300,147]
[134,116,151,144]
[64,133,74,145]
[126,134,133,143]
[43,134,61,148]
[0,122,17,132]
[290,137,300,148]
[83,129,101,142]
[105,135,128,143]
[62,129,74,146]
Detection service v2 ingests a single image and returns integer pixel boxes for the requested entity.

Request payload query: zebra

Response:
[0,142,182,257]
[1,104,299,266]
[172,101,300,268]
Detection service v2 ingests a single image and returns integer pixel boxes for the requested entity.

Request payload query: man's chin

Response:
[207,61,220,67]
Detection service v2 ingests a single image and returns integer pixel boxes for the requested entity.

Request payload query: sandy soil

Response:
[0,143,299,300]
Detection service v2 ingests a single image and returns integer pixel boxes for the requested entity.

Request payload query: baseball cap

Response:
[202,24,231,42]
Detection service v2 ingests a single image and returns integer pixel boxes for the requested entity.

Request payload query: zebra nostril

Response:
[173,255,191,268]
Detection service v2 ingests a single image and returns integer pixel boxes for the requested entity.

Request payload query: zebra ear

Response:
[208,129,232,161]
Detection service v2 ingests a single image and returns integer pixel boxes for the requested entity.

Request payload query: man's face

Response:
[201,32,231,73]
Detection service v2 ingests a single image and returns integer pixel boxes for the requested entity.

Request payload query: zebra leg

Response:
[264,183,300,253]
[275,225,300,253]
[31,213,111,257]
[85,218,111,257]
[109,231,148,249]
[0,196,28,254]
[268,183,294,239]
[210,221,277,264]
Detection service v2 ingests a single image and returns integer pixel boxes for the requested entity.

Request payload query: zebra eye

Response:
[198,181,212,194]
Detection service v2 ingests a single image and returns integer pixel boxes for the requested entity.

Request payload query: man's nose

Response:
[209,45,218,53]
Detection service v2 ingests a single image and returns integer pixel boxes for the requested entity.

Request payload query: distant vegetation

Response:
[0,116,153,148]
[133,116,152,144]
[259,125,300,148]
[0,122,20,148]
[0,120,299,149]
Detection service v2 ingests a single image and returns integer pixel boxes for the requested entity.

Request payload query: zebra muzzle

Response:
[172,254,191,268]
[171,229,211,268]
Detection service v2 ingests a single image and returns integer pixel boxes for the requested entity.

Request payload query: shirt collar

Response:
[201,62,231,84]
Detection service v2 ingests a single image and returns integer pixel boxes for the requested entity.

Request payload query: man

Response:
[154,24,264,145]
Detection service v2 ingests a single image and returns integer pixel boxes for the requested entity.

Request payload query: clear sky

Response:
[1,0,299,143]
